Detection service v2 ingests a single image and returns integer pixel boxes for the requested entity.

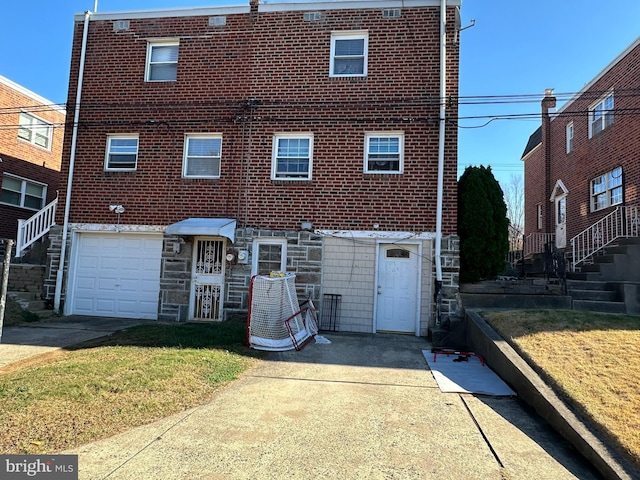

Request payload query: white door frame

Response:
[373,240,422,336]
[550,179,569,249]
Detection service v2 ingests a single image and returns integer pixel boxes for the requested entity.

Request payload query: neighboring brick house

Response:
[522,36,640,265]
[46,0,461,336]
[0,75,64,242]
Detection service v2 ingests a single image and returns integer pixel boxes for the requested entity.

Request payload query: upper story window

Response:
[271,134,313,180]
[591,166,623,212]
[364,132,404,173]
[18,112,52,150]
[105,135,138,171]
[1,173,46,210]
[330,31,368,77]
[566,122,574,153]
[588,91,614,138]
[183,134,222,178]
[146,41,179,81]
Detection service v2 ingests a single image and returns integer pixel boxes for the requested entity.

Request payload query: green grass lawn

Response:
[0,319,263,454]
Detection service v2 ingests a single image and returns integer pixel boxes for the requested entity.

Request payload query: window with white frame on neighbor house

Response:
[588,91,614,138]
[566,122,574,153]
[1,173,47,210]
[364,132,404,173]
[252,239,287,276]
[590,166,623,212]
[105,135,139,171]
[146,41,179,81]
[330,31,368,77]
[183,135,222,178]
[536,204,543,230]
[18,112,53,149]
[271,134,313,180]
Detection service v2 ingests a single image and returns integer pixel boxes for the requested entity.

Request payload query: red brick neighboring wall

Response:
[59,5,459,235]
[0,80,64,239]
[0,81,65,171]
[525,41,640,242]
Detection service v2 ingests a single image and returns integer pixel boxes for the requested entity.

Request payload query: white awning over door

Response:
[165,218,236,243]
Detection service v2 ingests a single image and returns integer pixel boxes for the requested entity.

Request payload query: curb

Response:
[465,309,639,480]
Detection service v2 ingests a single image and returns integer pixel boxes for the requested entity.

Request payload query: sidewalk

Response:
[0,318,605,479]
[0,316,156,368]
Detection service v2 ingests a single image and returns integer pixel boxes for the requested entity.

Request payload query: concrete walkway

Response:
[1,318,604,479]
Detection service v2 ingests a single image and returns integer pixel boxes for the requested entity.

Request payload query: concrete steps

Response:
[7,291,55,320]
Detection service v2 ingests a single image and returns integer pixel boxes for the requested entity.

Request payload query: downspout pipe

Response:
[434,0,447,316]
[54,11,92,313]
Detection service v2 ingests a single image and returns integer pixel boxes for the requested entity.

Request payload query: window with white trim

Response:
[183,135,222,178]
[590,166,622,212]
[330,31,368,77]
[146,41,179,81]
[271,134,313,180]
[18,112,52,149]
[588,91,614,138]
[536,204,543,230]
[1,174,47,210]
[364,132,404,173]
[105,135,138,171]
[566,122,574,153]
[251,238,287,276]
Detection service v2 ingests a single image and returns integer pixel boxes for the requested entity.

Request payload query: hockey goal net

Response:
[247,273,317,351]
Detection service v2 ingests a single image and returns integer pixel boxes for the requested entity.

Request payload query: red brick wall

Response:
[0,81,65,171]
[0,154,60,239]
[60,5,459,234]
[523,145,545,236]
[525,41,640,241]
[551,43,640,240]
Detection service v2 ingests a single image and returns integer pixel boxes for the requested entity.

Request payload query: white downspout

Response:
[433,0,446,325]
[54,11,92,313]
[435,1,446,281]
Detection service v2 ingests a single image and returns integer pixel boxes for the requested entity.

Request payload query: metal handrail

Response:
[15,197,58,258]
[523,232,555,258]
[570,205,640,271]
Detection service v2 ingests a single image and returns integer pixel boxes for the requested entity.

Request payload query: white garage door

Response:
[70,233,162,319]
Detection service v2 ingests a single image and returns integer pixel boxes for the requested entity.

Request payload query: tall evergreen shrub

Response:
[458,166,509,283]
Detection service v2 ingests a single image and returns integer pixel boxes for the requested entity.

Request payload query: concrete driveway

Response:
[59,332,602,480]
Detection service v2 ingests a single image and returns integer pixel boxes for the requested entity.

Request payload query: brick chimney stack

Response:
[542,88,557,235]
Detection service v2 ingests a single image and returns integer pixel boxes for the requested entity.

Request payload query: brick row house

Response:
[0,75,64,247]
[45,0,462,336]
[522,36,640,281]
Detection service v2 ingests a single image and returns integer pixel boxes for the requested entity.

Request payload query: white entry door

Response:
[375,244,419,333]
[555,195,567,248]
[191,238,226,321]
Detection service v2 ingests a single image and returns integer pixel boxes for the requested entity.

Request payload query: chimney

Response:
[250,0,259,17]
[542,88,557,235]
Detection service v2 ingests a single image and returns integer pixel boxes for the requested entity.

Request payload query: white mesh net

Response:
[248,273,317,351]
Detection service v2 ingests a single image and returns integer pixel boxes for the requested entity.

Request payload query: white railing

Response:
[523,232,555,258]
[571,205,640,271]
[15,197,58,258]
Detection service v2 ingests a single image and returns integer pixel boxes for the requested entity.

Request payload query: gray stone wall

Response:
[158,235,192,322]
[432,234,461,327]
[225,227,323,315]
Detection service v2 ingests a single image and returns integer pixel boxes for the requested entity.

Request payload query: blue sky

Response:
[1,0,639,187]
